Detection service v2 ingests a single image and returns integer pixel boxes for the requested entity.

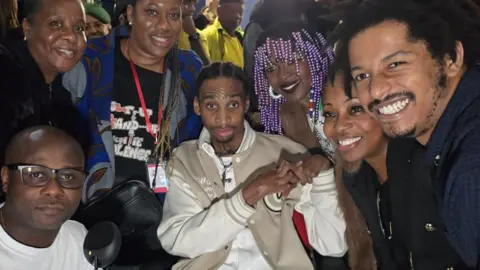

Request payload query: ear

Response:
[194,97,201,116]
[22,18,31,40]
[1,167,10,193]
[444,41,465,78]
[126,5,134,25]
[245,98,250,113]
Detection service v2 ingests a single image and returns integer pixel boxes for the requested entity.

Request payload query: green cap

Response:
[84,3,111,24]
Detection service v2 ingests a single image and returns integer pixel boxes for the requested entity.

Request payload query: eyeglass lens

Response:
[21,166,85,189]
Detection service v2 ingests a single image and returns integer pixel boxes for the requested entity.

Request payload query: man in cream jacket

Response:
[157,62,347,269]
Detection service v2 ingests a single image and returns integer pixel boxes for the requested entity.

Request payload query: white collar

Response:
[198,121,256,159]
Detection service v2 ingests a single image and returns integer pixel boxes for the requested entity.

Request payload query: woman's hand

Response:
[291,155,332,185]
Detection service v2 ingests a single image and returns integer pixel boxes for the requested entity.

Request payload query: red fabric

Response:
[293,210,312,250]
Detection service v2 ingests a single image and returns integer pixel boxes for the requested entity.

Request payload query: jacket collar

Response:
[213,18,243,36]
[198,121,256,159]
[425,65,480,165]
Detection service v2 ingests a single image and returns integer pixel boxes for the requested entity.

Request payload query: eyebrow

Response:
[202,93,243,100]
[350,50,412,72]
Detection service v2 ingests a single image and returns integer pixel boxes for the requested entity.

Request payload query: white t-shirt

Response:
[218,157,271,270]
[0,220,95,270]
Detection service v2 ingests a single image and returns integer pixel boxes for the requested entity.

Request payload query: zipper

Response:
[48,84,52,125]
[409,252,414,270]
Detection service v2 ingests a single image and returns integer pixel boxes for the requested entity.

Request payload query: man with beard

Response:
[0,126,93,270]
[333,0,480,267]
[158,62,347,269]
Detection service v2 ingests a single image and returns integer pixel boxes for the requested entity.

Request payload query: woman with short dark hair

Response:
[63,0,204,203]
[0,0,88,168]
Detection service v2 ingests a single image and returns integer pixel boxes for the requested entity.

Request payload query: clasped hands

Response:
[242,155,331,206]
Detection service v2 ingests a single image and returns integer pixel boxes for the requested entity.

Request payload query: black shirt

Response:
[111,38,163,184]
[423,66,480,267]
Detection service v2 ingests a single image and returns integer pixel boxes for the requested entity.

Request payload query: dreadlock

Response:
[253,21,334,134]
[331,0,480,97]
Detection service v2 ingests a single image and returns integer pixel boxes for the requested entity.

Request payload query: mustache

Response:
[36,199,65,208]
[213,126,236,130]
[368,91,415,112]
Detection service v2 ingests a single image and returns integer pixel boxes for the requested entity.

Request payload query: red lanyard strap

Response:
[126,41,164,143]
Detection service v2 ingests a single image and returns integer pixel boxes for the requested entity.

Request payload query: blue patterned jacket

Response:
[63,27,203,203]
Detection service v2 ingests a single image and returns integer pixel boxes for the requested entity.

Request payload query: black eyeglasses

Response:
[6,164,86,189]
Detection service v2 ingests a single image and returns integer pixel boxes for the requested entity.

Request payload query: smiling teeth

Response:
[152,36,169,42]
[339,137,362,146]
[58,49,73,55]
[378,99,410,115]
[282,81,300,90]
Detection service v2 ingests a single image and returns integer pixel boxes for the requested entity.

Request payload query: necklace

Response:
[215,155,233,185]
[48,84,53,125]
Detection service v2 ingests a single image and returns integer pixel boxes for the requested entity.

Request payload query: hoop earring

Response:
[269,86,282,100]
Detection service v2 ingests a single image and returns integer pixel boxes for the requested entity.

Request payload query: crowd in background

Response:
[0,0,479,270]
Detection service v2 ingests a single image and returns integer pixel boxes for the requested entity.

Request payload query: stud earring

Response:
[269,86,282,100]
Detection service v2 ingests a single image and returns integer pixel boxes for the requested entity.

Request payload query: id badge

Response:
[146,157,169,194]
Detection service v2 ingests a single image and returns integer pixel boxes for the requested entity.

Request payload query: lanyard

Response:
[126,41,165,144]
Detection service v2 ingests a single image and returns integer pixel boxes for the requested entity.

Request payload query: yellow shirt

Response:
[201,19,244,68]
[178,30,210,60]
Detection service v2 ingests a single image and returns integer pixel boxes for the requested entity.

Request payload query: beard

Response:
[384,67,448,139]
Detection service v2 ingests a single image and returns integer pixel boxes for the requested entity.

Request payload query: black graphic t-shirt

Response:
[111,39,163,184]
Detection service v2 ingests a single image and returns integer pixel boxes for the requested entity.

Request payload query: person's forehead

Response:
[40,0,83,14]
[323,83,347,102]
[200,78,244,96]
[349,21,415,62]
[21,143,83,167]
[140,0,182,7]
[221,3,244,9]
[12,131,76,160]
[86,14,101,23]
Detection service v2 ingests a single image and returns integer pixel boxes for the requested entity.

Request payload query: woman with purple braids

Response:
[253,21,336,160]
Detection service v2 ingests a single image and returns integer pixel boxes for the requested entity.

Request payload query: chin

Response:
[382,122,417,139]
[33,218,65,230]
[213,135,234,144]
[146,44,174,59]
[340,152,365,164]
[54,61,80,73]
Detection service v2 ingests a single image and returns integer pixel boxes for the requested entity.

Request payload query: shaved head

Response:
[4,126,84,165]
[0,126,85,246]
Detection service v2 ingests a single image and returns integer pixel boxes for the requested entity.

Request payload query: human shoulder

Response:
[200,23,218,38]
[255,132,308,154]
[58,220,95,270]
[0,43,32,105]
[177,49,203,72]
[449,116,480,172]
[0,43,26,79]
[61,220,88,240]
[170,140,199,162]
[83,32,116,59]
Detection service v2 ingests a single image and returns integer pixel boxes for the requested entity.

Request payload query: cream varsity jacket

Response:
[157,122,347,270]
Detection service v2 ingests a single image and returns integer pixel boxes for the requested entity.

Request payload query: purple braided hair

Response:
[253,29,334,134]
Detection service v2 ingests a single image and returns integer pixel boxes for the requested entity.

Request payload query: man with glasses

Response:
[0,126,95,270]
